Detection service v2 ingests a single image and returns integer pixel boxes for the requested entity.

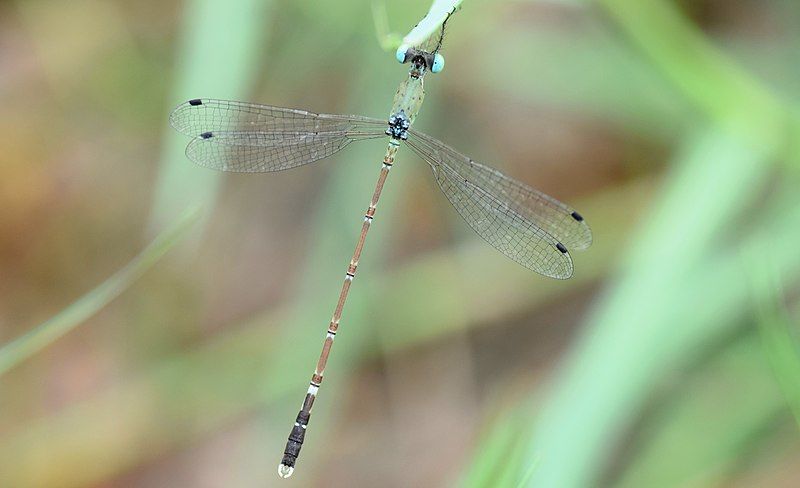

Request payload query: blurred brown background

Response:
[2,0,800,487]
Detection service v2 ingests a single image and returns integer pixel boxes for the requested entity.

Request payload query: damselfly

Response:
[170,25,591,479]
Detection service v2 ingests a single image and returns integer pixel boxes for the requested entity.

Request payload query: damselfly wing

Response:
[170,98,591,279]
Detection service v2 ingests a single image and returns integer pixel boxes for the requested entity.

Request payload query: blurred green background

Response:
[2,0,800,486]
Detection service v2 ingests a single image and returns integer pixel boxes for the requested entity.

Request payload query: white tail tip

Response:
[278,464,294,479]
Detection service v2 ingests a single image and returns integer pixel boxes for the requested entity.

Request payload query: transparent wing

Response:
[431,162,574,278]
[170,99,387,172]
[406,130,591,279]
[407,129,592,250]
[170,98,386,136]
[183,129,386,173]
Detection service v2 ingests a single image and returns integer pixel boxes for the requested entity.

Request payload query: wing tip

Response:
[569,209,594,251]
[520,242,574,279]
[552,242,574,279]
[543,265,574,280]
[565,218,593,252]
[169,98,208,136]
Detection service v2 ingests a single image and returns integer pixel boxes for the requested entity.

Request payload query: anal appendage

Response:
[278,463,294,479]
[278,408,309,479]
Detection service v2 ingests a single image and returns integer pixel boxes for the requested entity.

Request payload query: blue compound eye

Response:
[396,44,411,64]
[431,53,445,73]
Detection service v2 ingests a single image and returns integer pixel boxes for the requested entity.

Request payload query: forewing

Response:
[170,99,387,173]
[170,98,385,136]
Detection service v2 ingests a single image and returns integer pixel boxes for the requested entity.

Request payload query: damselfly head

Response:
[396,44,443,77]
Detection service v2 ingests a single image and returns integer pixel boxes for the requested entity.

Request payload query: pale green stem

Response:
[0,206,201,377]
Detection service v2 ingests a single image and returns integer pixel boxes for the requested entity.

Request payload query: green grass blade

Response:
[747,247,800,429]
[513,1,800,484]
[462,403,535,488]
[523,129,772,488]
[372,1,402,51]
[598,0,800,162]
[613,335,788,487]
[148,0,273,233]
[0,206,201,377]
